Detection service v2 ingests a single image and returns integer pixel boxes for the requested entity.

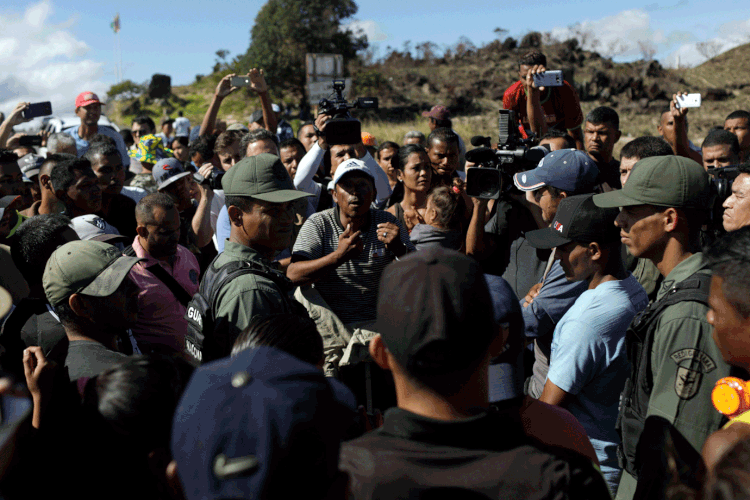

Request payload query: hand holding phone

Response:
[21,102,52,120]
[533,70,563,88]
[675,93,701,109]
[18,136,43,147]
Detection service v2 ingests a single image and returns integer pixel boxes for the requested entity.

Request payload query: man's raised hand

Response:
[215,74,240,99]
[248,68,268,94]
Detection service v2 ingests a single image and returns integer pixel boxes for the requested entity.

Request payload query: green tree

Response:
[237,0,368,105]
[106,80,145,101]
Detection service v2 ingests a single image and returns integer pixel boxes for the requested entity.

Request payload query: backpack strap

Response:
[122,245,137,257]
[206,260,293,315]
[145,264,193,307]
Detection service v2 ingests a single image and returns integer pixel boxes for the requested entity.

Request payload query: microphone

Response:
[471,136,491,148]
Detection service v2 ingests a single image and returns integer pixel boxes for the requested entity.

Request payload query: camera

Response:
[465,110,548,199]
[193,170,224,190]
[317,80,378,145]
[707,165,740,232]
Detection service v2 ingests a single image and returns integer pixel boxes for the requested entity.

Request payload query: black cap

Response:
[375,248,496,376]
[526,194,620,249]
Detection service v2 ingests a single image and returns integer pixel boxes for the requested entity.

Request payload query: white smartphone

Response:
[675,93,701,109]
[533,70,563,87]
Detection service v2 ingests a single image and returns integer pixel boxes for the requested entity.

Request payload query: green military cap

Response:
[221,153,312,203]
[593,155,710,209]
[43,240,145,307]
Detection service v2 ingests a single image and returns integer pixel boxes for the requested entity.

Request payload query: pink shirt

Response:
[127,236,200,353]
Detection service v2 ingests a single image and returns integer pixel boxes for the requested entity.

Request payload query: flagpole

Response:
[113,30,119,82]
[117,30,123,82]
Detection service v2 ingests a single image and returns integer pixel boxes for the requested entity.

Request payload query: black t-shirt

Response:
[483,198,548,288]
[102,193,137,239]
[595,158,621,192]
[0,298,68,377]
[340,407,610,500]
[65,340,127,381]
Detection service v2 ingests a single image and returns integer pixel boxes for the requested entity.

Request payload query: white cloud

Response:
[0,1,108,118]
[342,19,388,42]
[548,9,750,69]
[549,9,676,59]
[664,17,750,68]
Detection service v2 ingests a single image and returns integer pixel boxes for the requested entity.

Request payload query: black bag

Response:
[183,256,294,365]
[616,271,712,479]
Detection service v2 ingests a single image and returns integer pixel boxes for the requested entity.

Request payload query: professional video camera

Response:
[465,109,548,199]
[192,170,224,191]
[317,79,378,145]
[707,165,740,233]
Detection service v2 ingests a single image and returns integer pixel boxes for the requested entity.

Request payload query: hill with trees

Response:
[105,2,750,148]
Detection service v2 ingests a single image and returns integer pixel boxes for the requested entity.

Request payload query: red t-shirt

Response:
[503,80,584,134]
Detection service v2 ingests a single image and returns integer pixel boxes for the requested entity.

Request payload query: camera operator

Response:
[503,51,584,149]
[294,112,391,217]
[721,163,750,232]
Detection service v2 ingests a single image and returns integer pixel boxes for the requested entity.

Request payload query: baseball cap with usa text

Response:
[526,194,620,250]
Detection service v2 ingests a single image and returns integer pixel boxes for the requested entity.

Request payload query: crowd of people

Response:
[1,49,750,499]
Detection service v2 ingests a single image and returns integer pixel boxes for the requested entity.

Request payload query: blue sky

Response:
[1,0,749,115]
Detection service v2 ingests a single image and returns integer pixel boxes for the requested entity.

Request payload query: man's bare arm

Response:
[199,74,240,137]
[524,65,548,139]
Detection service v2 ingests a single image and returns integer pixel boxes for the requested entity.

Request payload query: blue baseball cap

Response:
[513,149,599,193]
[153,158,191,191]
[171,346,356,500]
[484,275,525,402]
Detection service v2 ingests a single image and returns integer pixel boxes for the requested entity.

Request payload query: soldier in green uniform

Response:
[208,153,311,354]
[593,156,733,499]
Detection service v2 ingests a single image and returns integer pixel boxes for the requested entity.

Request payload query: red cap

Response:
[75,91,102,108]
[422,105,450,121]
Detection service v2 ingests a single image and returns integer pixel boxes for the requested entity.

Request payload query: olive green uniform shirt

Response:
[212,241,292,345]
[616,253,731,500]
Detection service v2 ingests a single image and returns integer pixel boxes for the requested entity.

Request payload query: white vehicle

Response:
[41,115,120,134]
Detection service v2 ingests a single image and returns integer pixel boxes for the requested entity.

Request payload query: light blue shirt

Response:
[546,274,648,491]
[216,205,230,253]
[64,125,129,166]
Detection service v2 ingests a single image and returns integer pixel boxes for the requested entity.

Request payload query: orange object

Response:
[712,377,750,419]
[361,132,378,147]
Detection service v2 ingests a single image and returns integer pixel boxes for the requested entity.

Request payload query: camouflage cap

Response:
[43,240,144,307]
[221,153,312,203]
